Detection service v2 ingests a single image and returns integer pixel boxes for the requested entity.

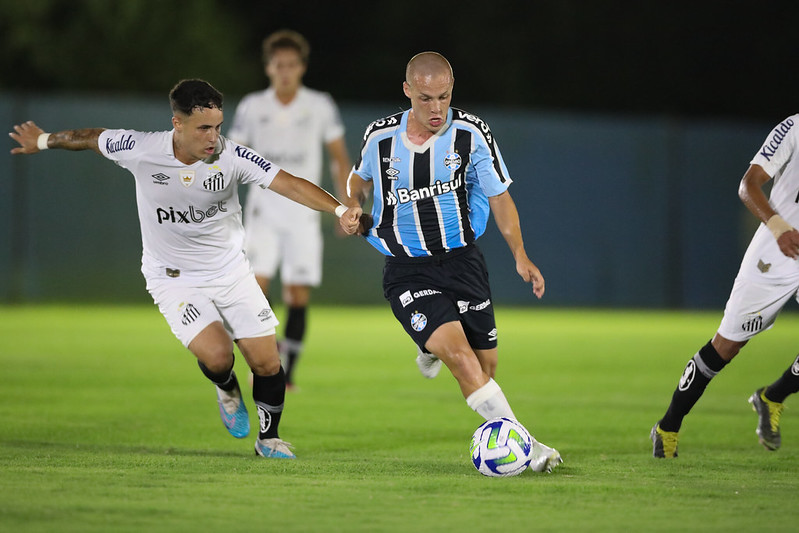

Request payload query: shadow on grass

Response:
[1,438,245,459]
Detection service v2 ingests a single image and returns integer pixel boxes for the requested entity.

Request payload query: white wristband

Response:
[766,214,794,240]
[334,205,347,218]
[37,133,51,150]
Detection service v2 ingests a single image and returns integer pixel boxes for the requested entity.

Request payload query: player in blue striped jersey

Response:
[348,52,561,472]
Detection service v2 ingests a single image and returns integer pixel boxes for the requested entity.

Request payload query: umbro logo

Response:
[386,167,400,180]
[258,308,273,322]
[152,173,170,185]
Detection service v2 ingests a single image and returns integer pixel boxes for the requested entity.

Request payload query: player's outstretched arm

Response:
[268,169,362,235]
[9,121,104,155]
[489,190,545,299]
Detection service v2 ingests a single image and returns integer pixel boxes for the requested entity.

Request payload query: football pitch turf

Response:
[1,305,798,532]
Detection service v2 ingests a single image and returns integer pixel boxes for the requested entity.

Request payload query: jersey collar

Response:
[400,108,453,153]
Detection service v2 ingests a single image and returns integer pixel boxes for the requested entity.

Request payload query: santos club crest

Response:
[203,165,226,192]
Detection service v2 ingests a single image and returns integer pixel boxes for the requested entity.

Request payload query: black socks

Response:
[252,367,287,439]
[197,359,236,392]
[283,306,307,385]
[659,341,728,433]
[765,354,799,404]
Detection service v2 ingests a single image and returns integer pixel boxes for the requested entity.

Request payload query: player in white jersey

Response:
[9,79,362,459]
[651,115,799,458]
[228,30,352,389]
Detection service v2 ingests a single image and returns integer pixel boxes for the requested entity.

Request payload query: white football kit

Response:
[718,115,799,341]
[99,129,281,346]
[228,86,345,286]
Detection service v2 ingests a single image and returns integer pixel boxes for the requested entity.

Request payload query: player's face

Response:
[266,48,306,95]
[172,106,223,164]
[404,73,453,134]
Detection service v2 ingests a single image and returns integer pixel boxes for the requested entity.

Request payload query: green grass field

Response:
[1,305,798,532]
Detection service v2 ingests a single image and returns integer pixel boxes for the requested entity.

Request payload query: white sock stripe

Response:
[255,401,284,413]
[692,353,718,379]
[281,338,303,353]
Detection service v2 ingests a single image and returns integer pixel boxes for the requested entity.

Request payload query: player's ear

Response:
[172,115,181,132]
[403,81,411,99]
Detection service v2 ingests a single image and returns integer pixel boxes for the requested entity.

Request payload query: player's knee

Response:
[196,346,234,373]
[711,334,747,361]
[250,357,281,377]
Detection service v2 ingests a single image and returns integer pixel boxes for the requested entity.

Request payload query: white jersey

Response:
[228,86,345,224]
[98,129,280,283]
[738,115,799,282]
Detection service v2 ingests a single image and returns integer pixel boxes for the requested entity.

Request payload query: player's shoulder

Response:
[235,89,270,108]
[101,129,168,156]
[361,111,404,142]
[218,136,275,172]
[450,107,497,146]
[299,86,334,101]
[297,86,341,112]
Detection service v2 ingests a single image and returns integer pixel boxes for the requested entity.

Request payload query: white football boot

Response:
[416,345,443,379]
[529,440,563,473]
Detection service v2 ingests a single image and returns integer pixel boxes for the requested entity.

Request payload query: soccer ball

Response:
[469,417,533,477]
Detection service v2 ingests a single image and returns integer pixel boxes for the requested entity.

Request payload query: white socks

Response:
[466,378,516,420]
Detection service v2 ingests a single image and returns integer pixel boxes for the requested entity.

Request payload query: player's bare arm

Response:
[268,169,362,234]
[739,164,799,259]
[327,137,353,203]
[10,121,104,154]
[327,137,355,236]
[488,191,545,298]
[346,171,374,234]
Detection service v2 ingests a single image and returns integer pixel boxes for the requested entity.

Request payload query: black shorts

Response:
[382,244,497,351]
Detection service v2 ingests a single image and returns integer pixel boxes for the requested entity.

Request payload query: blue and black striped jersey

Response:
[352,107,512,257]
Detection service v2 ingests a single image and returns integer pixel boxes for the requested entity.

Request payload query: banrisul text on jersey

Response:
[387,175,463,205]
[760,118,795,162]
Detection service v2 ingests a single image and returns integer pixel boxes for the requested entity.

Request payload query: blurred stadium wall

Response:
[1,93,768,307]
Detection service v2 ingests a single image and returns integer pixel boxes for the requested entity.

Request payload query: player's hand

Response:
[9,121,45,154]
[358,213,374,236]
[338,205,363,235]
[776,229,799,259]
[516,257,545,299]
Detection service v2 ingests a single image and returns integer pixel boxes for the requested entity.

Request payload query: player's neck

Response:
[406,111,435,145]
[172,138,200,166]
[274,86,299,105]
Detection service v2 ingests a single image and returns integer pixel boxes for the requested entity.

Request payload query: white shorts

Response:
[244,216,323,287]
[147,262,280,348]
[717,276,799,342]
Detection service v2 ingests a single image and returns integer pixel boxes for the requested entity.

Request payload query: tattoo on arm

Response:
[51,128,106,153]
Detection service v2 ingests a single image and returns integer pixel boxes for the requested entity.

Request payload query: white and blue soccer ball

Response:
[470,417,534,477]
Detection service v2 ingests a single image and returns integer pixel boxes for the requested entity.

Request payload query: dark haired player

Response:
[651,115,799,458]
[10,79,361,459]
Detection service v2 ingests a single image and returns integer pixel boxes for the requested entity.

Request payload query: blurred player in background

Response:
[347,52,562,473]
[9,79,361,459]
[228,30,351,390]
[651,115,799,458]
